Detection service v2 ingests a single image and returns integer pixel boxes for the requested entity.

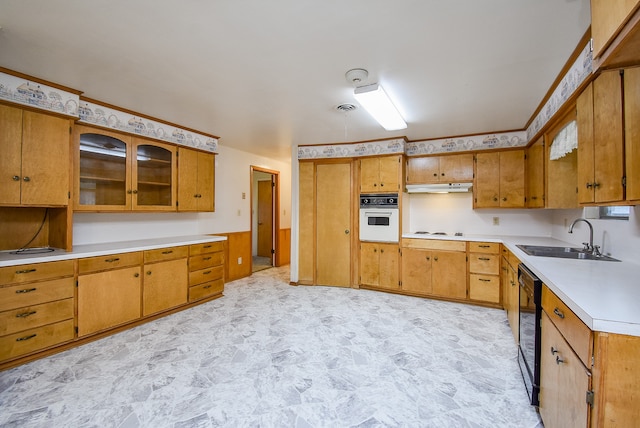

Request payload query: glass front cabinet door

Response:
[75,125,176,211]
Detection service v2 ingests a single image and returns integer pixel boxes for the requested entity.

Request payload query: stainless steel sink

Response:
[516,245,620,262]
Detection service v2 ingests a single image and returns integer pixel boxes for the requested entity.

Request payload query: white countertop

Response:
[0,235,227,268]
[403,233,640,337]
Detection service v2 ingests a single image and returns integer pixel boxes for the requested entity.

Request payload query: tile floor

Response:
[0,266,542,428]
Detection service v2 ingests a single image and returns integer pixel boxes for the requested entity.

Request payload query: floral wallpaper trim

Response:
[297,138,405,159]
[526,42,592,142]
[78,100,218,153]
[406,131,527,156]
[0,71,79,117]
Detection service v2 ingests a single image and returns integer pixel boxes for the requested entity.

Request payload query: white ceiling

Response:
[0,0,590,160]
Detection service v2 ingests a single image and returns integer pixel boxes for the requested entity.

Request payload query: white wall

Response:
[549,206,640,263]
[407,193,553,237]
[73,145,291,245]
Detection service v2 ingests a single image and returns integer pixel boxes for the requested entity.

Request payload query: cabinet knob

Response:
[127,190,133,194]
[146,271,152,275]
[380,183,384,187]
[556,356,564,365]
[426,256,430,261]
[434,256,438,261]
[493,197,498,202]
[502,197,507,202]
[380,249,384,253]
[593,182,600,188]
[553,307,565,319]
[12,175,20,181]
[441,173,445,176]
[345,229,350,235]
[586,182,592,188]
[373,183,377,187]
[132,189,138,194]
[433,173,438,177]
[373,248,377,253]
[134,273,140,278]
[23,176,30,182]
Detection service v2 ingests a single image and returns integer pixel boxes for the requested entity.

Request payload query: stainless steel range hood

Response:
[405,183,473,193]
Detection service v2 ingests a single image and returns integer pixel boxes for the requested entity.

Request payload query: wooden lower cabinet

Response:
[468,242,500,304]
[77,265,142,337]
[400,239,467,300]
[143,258,188,316]
[539,311,591,428]
[501,247,520,343]
[360,242,399,290]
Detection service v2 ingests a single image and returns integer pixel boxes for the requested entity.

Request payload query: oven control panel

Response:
[359,193,398,208]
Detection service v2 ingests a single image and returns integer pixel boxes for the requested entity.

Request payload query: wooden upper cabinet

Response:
[526,137,545,208]
[360,155,401,192]
[590,0,640,65]
[75,125,176,211]
[625,67,640,202]
[406,154,473,184]
[545,108,579,209]
[474,150,525,208]
[577,71,625,205]
[177,148,215,212]
[0,105,70,207]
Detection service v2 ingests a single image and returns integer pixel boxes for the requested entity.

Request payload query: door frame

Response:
[250,166,280,270]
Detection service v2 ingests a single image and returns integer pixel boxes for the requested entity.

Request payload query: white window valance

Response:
[549,120,577,160]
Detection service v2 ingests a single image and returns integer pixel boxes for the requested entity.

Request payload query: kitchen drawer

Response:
[469,253,500,274]
[189,252,224,272]
[78,251,142,274]
[189,265,224,286]
[469,242,499,254]
[469,274,500,303]
[0,298,74,336]
[144,246,188,263]
[402,238,466,252]
[0,277,75,312]
[0,260,74,285]
[189,241,225,256]
[189,279,224,302]
[542,285,593,367]
[0,319,75,361]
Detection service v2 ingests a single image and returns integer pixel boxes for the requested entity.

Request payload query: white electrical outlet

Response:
[237,209,241,216]
[237,257,242,264]
[493,217,500,226]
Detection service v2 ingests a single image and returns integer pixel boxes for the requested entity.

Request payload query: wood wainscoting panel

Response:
[277,228,291,266]
[213,231,251,281]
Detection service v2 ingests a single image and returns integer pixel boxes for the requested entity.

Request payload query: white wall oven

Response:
[359,193,399,243]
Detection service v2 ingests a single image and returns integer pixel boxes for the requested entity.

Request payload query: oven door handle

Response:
[364,211,393,217]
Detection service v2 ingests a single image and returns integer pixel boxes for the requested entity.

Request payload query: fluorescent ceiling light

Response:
[354,83,407,131]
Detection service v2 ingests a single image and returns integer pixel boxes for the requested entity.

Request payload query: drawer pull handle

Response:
[510,280,515,287]
[162,250,173,254]
[203,285,212,289]
[553,308,565,319]
[479,279,491,282]
[105,258,120,263]
[15,288,37,294]
[202,257,212,261]
[203,270,212,275]
[478,257,491,261]
[556,356,564,365]
[479,245,490,248]
[203,245,212,249]
[16,334,37,342]
[16,311,37,318]
[15,268,37,274]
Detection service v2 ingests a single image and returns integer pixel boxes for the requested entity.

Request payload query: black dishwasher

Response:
[518,263,542,406]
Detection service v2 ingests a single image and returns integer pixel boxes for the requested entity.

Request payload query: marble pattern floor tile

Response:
[0,267,542,428]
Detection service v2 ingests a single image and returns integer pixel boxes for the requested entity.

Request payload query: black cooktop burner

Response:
[414,231,448,235]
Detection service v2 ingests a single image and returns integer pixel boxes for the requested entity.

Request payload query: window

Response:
[598,206,630,220]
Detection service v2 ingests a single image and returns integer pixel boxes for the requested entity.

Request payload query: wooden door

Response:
[593,70,625,203]
[577,83,595,204]
[474,152,500,208]
[626,67,640,202]
[197,152,215,211]
[401,248,433,294]
[590,0,640,57]
[406,156,439,184]
[378,243,399,290]
[546,109,579,209]
[440,153,474,182]
[77,266,142,336]
[316,162,352,287]
[177,147,198,211]
[527,137,545,208]
[360,242,379,286]
[21,111,70,206]
[499,150,525,208]
[257,179,273,258]
[360,157,379,192]
[298,162,315,284]
[431,250,467,299]
[378,155,401,191]
[143,258,187,316]
[0,104,22,205]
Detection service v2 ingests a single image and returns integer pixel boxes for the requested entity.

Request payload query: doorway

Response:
[251,166,280,273]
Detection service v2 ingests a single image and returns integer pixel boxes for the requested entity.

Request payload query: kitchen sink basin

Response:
[516,245,620,262]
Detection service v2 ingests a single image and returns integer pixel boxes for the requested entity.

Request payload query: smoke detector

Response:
[345,68,369,86]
